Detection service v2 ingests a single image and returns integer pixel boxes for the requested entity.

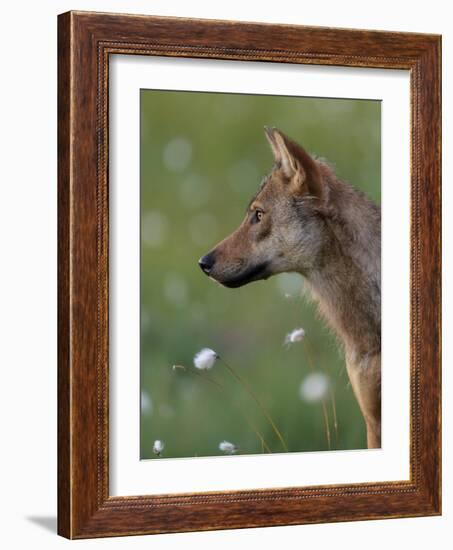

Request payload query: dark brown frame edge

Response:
[58,10,441,539]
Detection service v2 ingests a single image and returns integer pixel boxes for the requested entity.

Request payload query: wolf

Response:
[199,127,381,449]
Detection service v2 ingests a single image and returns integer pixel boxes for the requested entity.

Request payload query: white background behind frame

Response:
[1,0,450,548]
[109,55,410,497]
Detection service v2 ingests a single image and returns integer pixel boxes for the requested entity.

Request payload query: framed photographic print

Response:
[58,11,441,538]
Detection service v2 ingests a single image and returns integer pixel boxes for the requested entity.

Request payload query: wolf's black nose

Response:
[198,253,215,275]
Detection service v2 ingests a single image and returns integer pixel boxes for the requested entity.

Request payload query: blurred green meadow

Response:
[140,90,381,459]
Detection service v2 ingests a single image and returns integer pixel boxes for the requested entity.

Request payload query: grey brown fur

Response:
[199,128,381,448]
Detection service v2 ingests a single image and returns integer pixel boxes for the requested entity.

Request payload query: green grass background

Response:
[140,90,381,459]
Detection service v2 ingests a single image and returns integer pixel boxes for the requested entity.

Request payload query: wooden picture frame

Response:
[58,10,441,539]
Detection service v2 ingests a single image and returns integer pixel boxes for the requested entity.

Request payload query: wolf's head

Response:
[199,128,330,288]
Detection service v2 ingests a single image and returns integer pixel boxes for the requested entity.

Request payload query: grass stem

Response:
[179,366,272,454]
[302,341,333,450]
[219,357,289,452]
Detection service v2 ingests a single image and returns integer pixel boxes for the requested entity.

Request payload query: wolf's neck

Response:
[305,262,379,360]
[304,184,381,359]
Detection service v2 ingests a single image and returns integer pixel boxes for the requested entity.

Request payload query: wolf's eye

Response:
[254,210,264,223]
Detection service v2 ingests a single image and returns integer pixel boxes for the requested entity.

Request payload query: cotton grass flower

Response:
[153,439,164,457]
[193,348,218,370]
[219,440,238,454]
[299,372,330,402]
[285,327,306,345]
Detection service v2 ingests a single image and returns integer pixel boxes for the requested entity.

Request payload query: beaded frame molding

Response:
[58,11,441,539]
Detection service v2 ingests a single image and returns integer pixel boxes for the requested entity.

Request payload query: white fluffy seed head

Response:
[299,372,330,402]
[219,441,238,454]
[193,348,218,370]
[285,327,306,344]
[153,439,164,455]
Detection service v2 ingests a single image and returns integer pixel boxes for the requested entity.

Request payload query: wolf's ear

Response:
[264,127,325,201]
[264,127,298,179]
